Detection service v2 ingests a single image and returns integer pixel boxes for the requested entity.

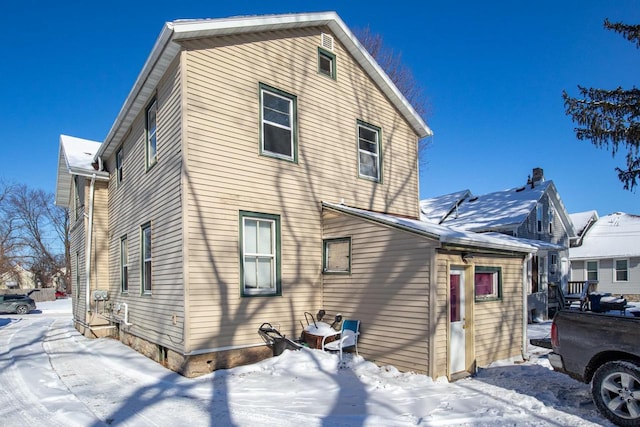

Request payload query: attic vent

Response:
[321,33,334,51]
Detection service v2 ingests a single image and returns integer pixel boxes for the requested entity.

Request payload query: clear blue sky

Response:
[3,0,638,217]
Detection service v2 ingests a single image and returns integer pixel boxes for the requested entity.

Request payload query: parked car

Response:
[548,309,640,426]
[0,292,37,314]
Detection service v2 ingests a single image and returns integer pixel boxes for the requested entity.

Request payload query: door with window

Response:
[449,268,466,374]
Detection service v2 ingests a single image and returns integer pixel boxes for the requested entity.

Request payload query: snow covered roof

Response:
[55,135,109,207]
[569,212,640,260]
[95,12,432,161]
[420,190,471,224]
[569,210,598,237]
[323,202,537,254]
[437,181,553,232]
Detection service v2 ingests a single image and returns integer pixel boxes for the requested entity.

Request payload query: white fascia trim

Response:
[97,11,431,162]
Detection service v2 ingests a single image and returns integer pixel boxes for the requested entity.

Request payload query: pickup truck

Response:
[548,309,640,426]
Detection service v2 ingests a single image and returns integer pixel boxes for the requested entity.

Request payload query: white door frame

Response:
[449,267,466,375]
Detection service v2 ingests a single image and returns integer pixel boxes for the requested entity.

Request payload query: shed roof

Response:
[323,202,536,254]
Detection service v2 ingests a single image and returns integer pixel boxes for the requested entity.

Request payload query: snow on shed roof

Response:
[323,202,536,254]
[438,181,552,232]
[569,212,640,260]
[420,190,471,224]
[55,135,109,207]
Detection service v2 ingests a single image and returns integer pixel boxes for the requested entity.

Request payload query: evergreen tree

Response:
[562,19,640,191]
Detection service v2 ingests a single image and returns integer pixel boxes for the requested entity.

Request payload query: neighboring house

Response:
[569,212,640,299]
[0,264,36,290]
[421,168,576,320]
[55,12,534,380]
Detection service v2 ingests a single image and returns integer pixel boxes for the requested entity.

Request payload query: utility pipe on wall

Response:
[85,174,96,314]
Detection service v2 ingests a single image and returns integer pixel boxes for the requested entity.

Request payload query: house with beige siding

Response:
[55,12,534,380]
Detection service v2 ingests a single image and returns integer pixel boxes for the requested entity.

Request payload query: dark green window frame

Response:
[318,47,336,80]
[239,211,282,297]
[145,99,158,170]
[474,266,502,302]
[141,222,152,295]
[323,237,351,274]
[115,147,124,185]
[259,83,298,162]
[357,120,382,182]
[120,235,128,293]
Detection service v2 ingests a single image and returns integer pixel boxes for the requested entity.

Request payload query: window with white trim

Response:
[240,212,281,296]
[141,223,152,294]
[357,121,381,181]
[260,84,297,161]
[615,259,628,282]
[586,261,598,281]
[116,147,124,184]
[536,203,543,233]
[475,266,502,301]
[146,99,158,169]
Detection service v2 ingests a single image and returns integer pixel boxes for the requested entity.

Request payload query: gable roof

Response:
[323,202,536,254]
[569,210,599,238]
[55,135,109,207]
[419,189,471,224]
[94,12,432,161]
[437,181,553,232]
[569,212,640,260]
[423,181,576,238]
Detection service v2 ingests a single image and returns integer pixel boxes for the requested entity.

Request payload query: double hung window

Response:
[146,99,158,169]
[357,121,381,181]
[240,212,281,296]
[141,223,152,294]
[260,84,297,161]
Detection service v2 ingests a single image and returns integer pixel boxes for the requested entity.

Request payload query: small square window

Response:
[475,266,502,301]
[318,47,336,80]
[323,238,351,273]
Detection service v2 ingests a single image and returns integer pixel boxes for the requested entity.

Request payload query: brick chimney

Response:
[531,167,544,187]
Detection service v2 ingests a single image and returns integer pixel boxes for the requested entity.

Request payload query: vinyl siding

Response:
[322,210,436,373]
[435,253,524,377]
[181,27,421,352]
[576,257,640,295]
[106,56,185,353]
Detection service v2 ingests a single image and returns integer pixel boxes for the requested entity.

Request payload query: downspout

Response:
[85,174,96,314]
[522,253,532,360]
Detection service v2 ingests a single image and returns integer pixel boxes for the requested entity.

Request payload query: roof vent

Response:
[321,33,334,51]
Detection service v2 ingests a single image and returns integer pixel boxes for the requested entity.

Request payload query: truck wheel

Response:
[592,361,640,426]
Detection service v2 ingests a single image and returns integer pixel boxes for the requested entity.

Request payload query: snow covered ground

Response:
[0,298,623,426]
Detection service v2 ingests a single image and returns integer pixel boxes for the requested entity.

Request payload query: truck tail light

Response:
[551,321,559,348]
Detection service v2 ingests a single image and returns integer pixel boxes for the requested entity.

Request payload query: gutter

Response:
[522,253,532,360]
